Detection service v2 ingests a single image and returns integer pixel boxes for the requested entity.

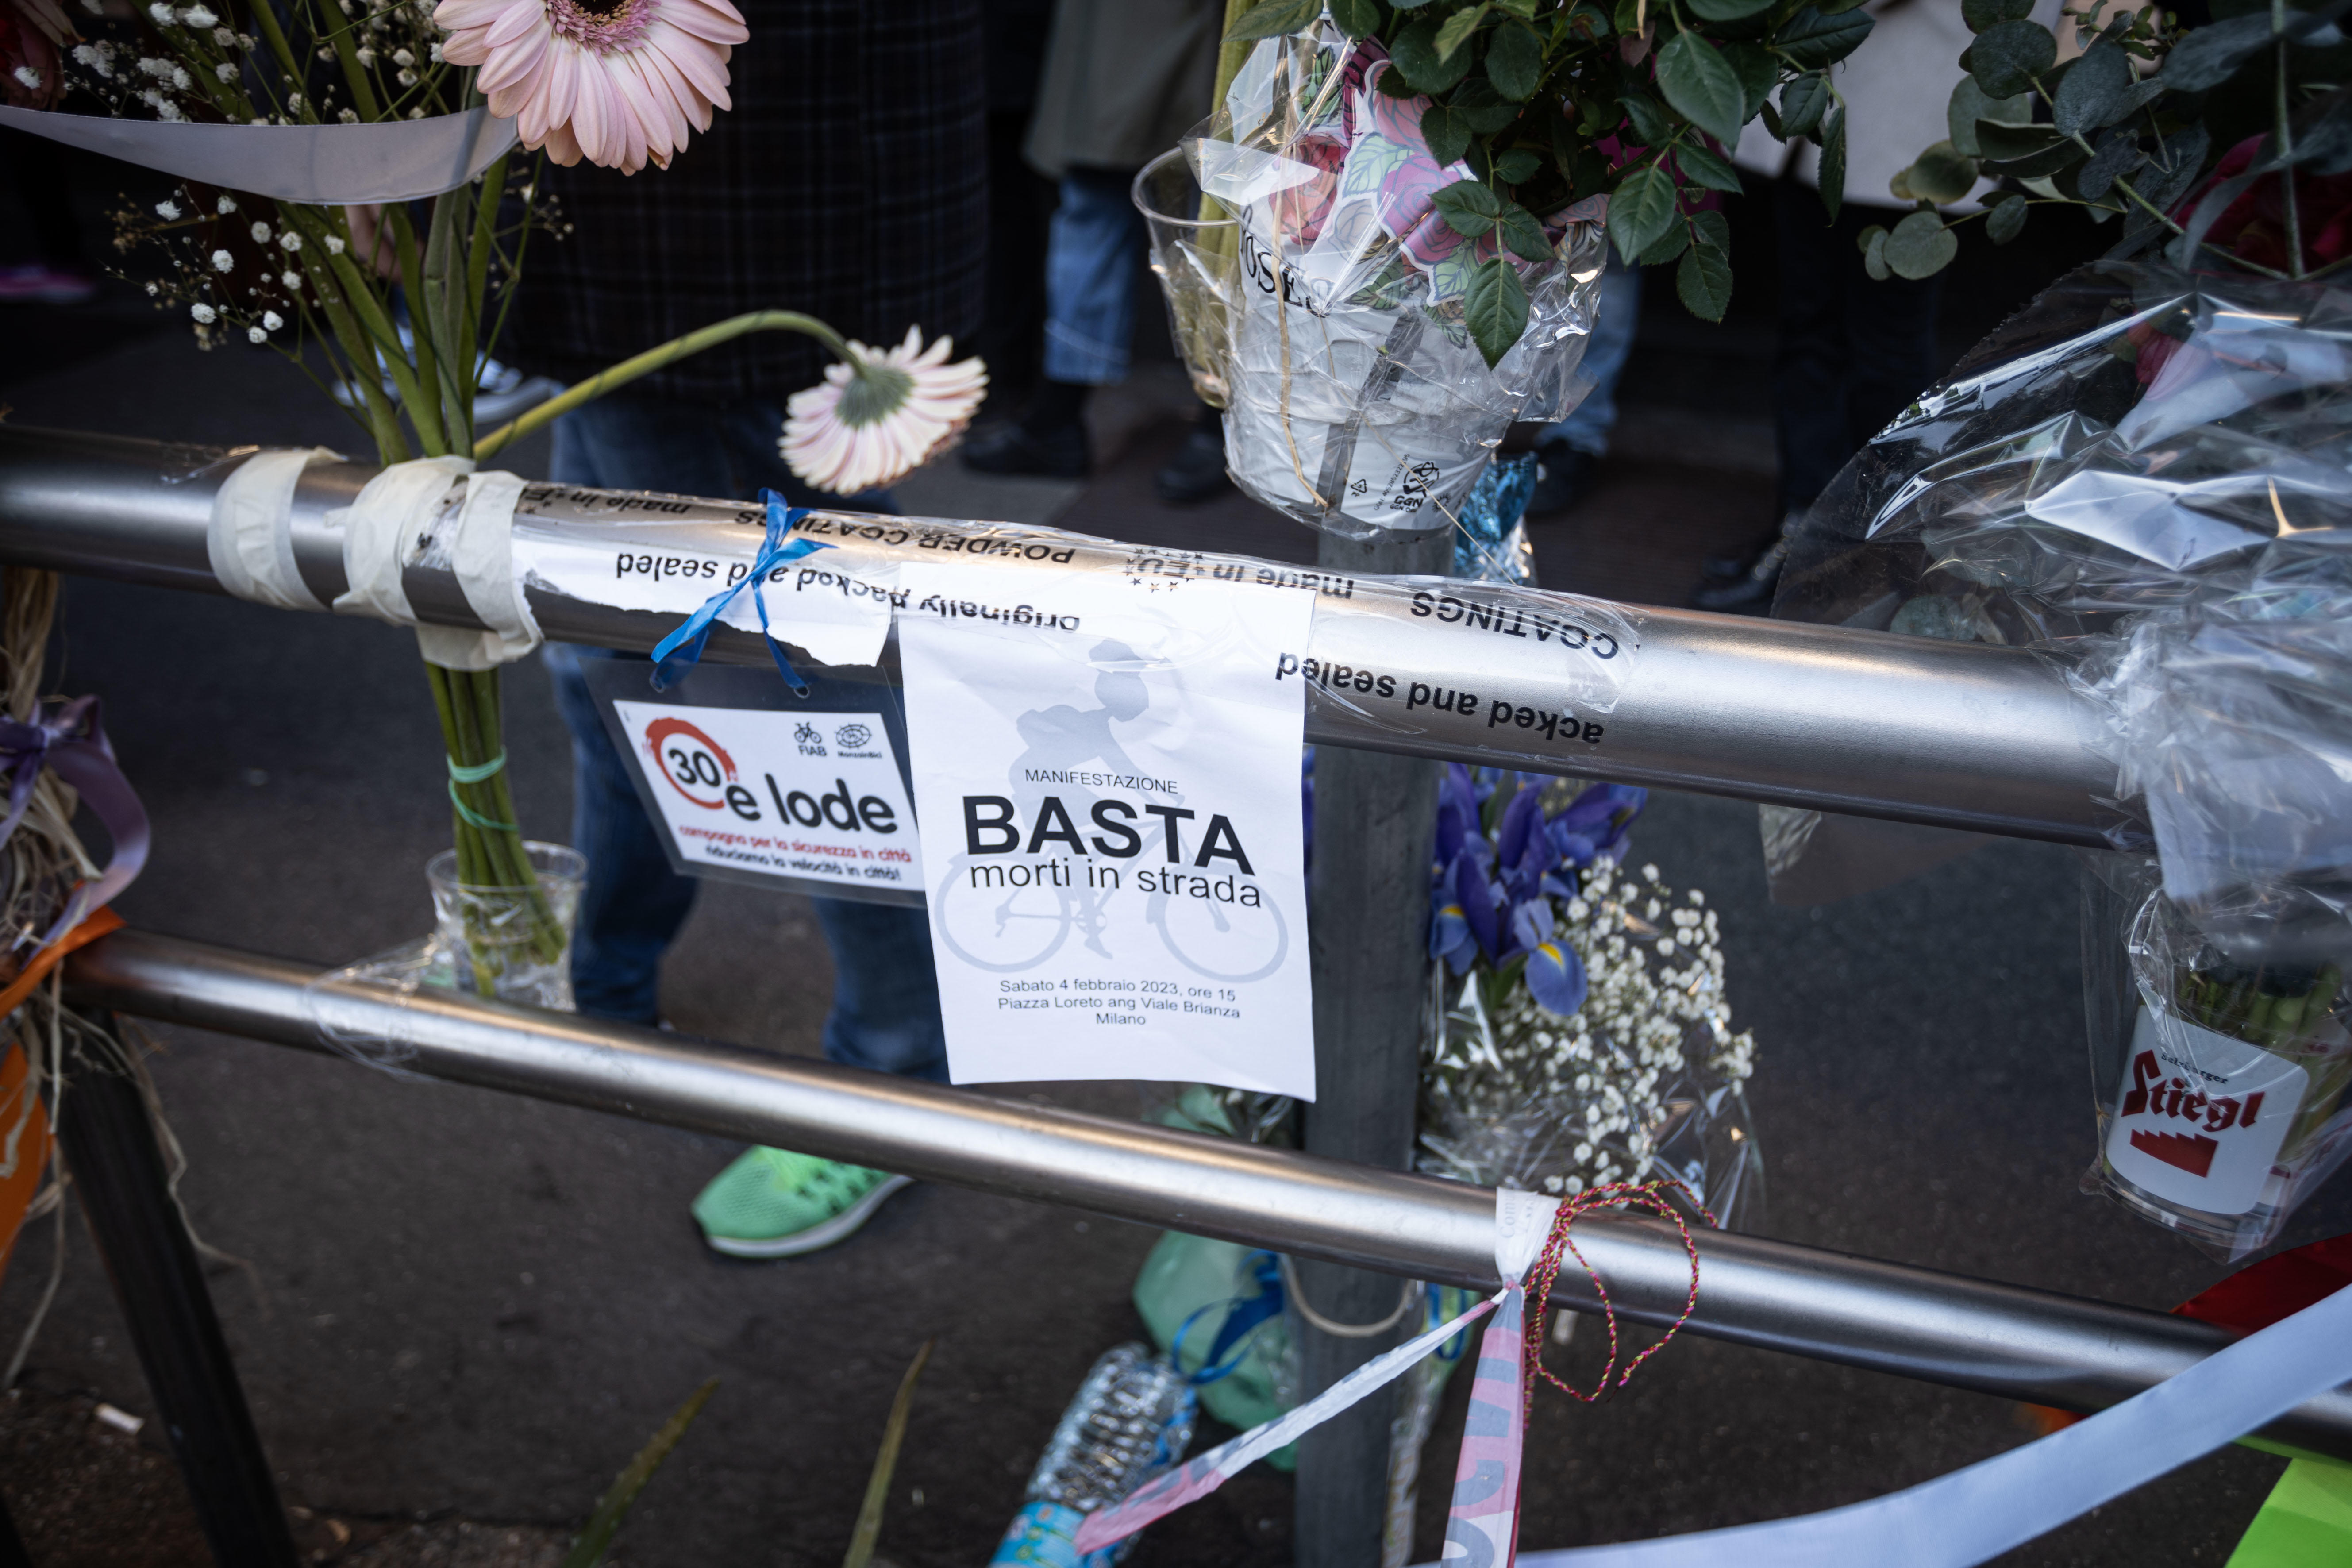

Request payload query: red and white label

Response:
[2105,1006,2306,1216]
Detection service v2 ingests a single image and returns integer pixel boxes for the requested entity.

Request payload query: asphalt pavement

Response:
[1,308,2346,1568]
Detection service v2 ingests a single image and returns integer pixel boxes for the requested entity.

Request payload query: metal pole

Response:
[0,427,2119,844]
[1295,524,1452,1567]
[62,929,2352,1462]
[54,1015,300,1568]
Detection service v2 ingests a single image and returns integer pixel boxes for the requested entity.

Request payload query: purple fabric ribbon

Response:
[0,694,150,952]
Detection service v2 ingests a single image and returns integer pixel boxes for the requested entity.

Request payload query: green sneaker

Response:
[690,1146,913,1259]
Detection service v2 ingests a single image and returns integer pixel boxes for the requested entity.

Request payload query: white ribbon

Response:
[0,105,516,205]
[1419,1279,2352,1568]
[327,456,541,669]
[209,446,340,611]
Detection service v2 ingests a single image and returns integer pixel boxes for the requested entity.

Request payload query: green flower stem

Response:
[474,311,855,460]
[2275,4,2305,278]
[456,156,510,457]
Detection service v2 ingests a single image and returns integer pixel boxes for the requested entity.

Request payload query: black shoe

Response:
[1691,537,1789,613]
[962,418,1090,479]
[1526,442,1599,516]
[1153,418,1230,504]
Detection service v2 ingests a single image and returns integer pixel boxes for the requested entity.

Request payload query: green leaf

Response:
[1674,141,1745,193]
[1855,222,1888,254]
[1328,0,1384,37]
[1985,191,2028,244]
[1656,31,1746,146]
[1972,118,2063,161]
[1423,104,1474,165]
[1436,2,1490,62]
[1882,209,1958,278]
[1676,239,1733,319]
[843,1342,933,1568]
[1946,77,1990,156]
[1778,72,1829,139]
[1759,99,1786,140]
[563,1380,718,1568]
[1690,207,1729,253]
[1817,104,1846,220]
[1433,177,1502,237]
[1393,19,1478,92]
[1497,200,1554,261]
[1618,92,1671,146]
[1688,0,1774,17]
[1569,145,1612,199]
[1959,0,2030,31]
[2076,125,2144,201]
[1978,136,2086,180]
[1452,78,1525,131]
[1637,219,1690,265]
[1721,42,1777,119]
[1465,255,1531,368]
[1863,227,1890,279]
[1494,146,1544,183]
[2052,37,2132,136]
[1486,19,1544,99]
[1967,19,2055,100]
[1776,5,1875,69]
[1902,139,1979,204]
[2158,11,2272,95]
[1225,0,1324,42]
[1607,163,1680,262]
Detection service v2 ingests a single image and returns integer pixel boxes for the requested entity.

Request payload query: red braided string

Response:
[1520,1178,1718,1404]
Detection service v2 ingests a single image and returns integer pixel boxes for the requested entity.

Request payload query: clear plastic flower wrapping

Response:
[1166,21,1605,540]
[1775,261,2352,1252]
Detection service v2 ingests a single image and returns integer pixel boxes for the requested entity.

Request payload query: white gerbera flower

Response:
[781,327,987,497]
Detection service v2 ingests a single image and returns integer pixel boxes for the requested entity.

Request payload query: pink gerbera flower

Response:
[781,328,989,497]
[434,0,746,174]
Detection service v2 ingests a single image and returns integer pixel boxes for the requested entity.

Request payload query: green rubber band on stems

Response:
[447,751,507,784]
[447,780,518,832]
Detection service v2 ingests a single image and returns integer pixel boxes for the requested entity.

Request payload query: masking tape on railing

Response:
[208,445,337,611]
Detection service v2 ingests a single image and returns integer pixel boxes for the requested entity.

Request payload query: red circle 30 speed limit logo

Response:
[644,717,738,809]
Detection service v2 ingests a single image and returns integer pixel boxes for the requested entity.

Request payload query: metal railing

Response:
[0,427,2121,845]
[63,928,2352,1463]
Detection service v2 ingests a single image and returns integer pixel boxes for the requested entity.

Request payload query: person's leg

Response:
[808,899,950,1079]
[543,394,740,1022]
[964,166,1145,478]
[1529,255,1643,514]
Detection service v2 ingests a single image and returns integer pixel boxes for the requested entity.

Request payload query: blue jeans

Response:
[1538,253,1642,457]
[1042,167,1147,385]
[542,393,949,1082]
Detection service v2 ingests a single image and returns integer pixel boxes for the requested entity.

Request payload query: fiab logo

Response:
[644,717,736,809]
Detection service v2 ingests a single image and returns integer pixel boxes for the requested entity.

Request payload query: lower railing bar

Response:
[62,929,2352,1460]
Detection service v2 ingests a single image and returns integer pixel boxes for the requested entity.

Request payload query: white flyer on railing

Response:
[897,555,1318,1098]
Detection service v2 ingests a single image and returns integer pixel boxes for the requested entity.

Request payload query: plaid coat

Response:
[502,0,988,404]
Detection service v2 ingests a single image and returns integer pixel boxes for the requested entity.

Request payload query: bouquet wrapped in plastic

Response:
[1420,767,1762,1218]
[1777,261,2352,1254]
[1178,20,1605,539]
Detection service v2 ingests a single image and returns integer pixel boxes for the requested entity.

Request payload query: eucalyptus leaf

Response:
[1863,227,1891,279]
[1674,142,1745,193]
[1855,222,1887,254]
[1819,104,1847,220]
[1657,31,1747,146]
[2292,86,2352,177]
[2159,11,2274,94]
[2076,125,2143,201]
[1225,0,1324,42]
[1778,5,1875,69]
[1902,140,1979,204]
[1498,201,1555,261]
[1722,41,1776,119]
[2131,123,2210,214]
[1494,146,1545,184]
[1486,17,1544,98]
[1979,137,2087,180]
[1967,19,2056,100]
[1986,192,2028,243]
[1960,0,2031,31]
[1393,19,1478,92]
[1434,177,1502,237]
[1619,92,1671,146]
[1779,73,1829,139]
[1947,77,1991,156]
[1677,240,1733,319]
[2052,38,2133,135]
[1607,162,1680,261]
[1882,209,1958,277]
[1436,2,1490,62]
[1328,0,1383,38]
[1465,256,1531,368]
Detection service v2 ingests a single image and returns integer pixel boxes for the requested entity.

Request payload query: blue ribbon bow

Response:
[0,693,150,951]
[649,489,832,695]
